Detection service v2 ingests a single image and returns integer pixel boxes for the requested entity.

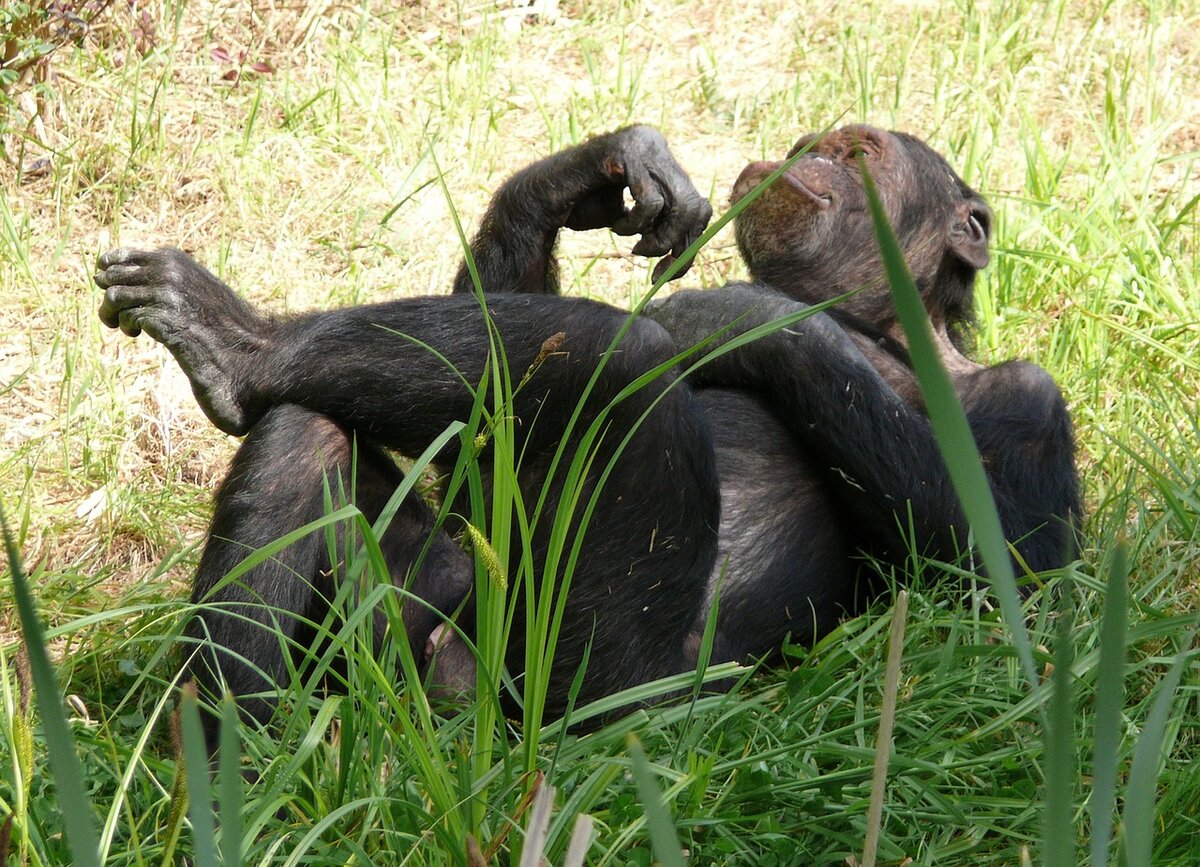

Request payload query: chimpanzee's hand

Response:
[565,126,713,282]
[96,247,268,435]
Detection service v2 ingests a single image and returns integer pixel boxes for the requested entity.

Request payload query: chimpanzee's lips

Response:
[732,161,832,208]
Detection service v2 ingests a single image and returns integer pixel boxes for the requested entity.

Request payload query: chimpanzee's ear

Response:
[948,201,990,270]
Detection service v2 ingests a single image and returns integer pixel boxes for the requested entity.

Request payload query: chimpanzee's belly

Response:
[692,387,859,658]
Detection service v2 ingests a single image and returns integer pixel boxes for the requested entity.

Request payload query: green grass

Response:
[2,0,1199,863]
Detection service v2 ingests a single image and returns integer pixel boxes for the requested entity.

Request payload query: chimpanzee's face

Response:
[731,125,991,327]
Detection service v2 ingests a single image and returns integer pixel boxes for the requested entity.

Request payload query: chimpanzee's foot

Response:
[424,623,477,701]
[96,247,270,435]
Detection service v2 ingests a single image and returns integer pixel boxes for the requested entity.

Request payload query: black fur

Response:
[95,124,1079,741]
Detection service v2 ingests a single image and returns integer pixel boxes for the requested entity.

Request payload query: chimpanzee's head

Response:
[731,124,991,332]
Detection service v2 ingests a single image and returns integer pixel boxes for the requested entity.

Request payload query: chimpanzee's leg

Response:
[99,249,721,715]
[249,298,719,706]
[184,403,472,743]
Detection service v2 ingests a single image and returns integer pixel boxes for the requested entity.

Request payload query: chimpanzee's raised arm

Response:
[451,125,712,295]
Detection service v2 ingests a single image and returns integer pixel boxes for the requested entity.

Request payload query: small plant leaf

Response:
[179,686,218,867]
[627,736,686,867]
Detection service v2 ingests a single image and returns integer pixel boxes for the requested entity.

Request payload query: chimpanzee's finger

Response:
[612,161,665,237]
[651,254,678,283]
[633,185,710,260]
[665,204,712,280]
[99,282,159,329]
[117,308,144,338]
[95,262,156,289]
[97,247,153,270]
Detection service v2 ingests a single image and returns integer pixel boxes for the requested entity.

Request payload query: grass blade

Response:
[563,814,595,866]
[862,589,909,867]
[1089,547,1129,867]
[626,736,686,867]
[1042,588,1077,867]
[518,782,555,867]
[179,685,218,867]
[1119,633,1194,867]
[860,161,1039,694]
[2,507,101,867]
[218,695,244,867]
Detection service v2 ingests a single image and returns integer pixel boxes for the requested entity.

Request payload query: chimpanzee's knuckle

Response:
[622,122,651,140]
[803,309,845,344]
[154,247,184,275]
[619,125,667,165]
[632,124,666,147]
[639,192,665,214]
[98,299,119,328]
[117,310,143,337]
[99,247,132,268]
[623,310,676,366]
[632,235,671,257]
[101,285,129,310]
[153,256,184,287]
[643,291,691,323]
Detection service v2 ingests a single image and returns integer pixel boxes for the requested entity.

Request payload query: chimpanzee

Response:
[94,124,1079,737]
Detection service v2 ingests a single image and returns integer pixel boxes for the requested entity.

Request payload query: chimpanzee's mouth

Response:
[732,160,832,209]
[779,170,833,207]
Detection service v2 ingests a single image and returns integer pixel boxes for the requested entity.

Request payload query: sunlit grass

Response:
[1,0,1198,863]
